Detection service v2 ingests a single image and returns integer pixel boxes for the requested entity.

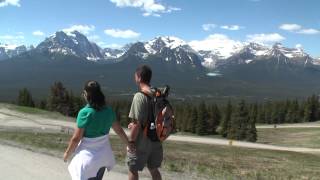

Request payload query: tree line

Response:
[16,82,320,142]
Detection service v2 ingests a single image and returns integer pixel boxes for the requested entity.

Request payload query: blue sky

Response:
[0,0,319,56]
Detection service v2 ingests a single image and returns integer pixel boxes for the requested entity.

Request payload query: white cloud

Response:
[167,7,181,13]
[189,34,243,58]
[202,24,216,31]
[0,35,24,40]
[279,23,319,35]
[32,30,45,36]
[106,43,123,49]
[295,44,303,49]
[279,24,302,31]
[220,25,244,31]
[0,0,20,7]
[246,33,285,44]
[109,0,180,17]
[62,25,95,35]
[297,28,320,35]
[104,29,140,39]
[0,34,24,46]
[96,42,123,49]
[88,35,100,41]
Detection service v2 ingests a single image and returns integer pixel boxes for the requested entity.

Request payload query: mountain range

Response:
[0,30,320,101]
[1,30,318,69]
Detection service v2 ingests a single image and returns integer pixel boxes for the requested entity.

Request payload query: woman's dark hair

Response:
[84,81,106,111]
[136,65,152,84]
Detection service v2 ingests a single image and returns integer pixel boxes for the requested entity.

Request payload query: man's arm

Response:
[129,119,140,142]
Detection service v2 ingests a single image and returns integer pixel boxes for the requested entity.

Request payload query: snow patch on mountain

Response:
[144,36,188,54]
[36,31,104,61]
[267,43,308,59]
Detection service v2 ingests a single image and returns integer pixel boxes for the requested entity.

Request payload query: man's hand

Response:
[127,141,136,154]
[128,122,134,129]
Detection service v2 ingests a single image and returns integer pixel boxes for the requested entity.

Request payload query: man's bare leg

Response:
[148,168,162,180]
[129,170,139,180]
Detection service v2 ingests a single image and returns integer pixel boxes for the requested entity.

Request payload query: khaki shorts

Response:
[126,136,163,171]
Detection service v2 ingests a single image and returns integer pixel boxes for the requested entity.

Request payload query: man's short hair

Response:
[136,65,152,84]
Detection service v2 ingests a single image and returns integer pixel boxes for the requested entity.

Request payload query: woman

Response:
[63,80,134,180]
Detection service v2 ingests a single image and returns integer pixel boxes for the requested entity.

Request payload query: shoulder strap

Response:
[139,91,152,99]
[138,91,155,129]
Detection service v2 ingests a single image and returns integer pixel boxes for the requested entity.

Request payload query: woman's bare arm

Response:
[63,127,84,162]
[112,121,129,145]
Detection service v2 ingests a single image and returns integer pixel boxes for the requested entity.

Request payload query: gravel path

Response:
[0,144,143,180]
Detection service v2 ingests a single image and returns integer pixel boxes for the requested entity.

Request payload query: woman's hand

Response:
[63,152,69,162]
[63,127,84,163]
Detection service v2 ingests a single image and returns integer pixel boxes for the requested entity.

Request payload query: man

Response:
[127,65,163,180]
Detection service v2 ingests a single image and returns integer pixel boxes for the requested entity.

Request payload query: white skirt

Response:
[68,134,116,180]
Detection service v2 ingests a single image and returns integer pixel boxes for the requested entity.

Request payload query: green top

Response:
[77,104,116,138]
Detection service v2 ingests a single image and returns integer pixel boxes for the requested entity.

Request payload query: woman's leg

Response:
[96,167,106,180]
[88,167,106,180]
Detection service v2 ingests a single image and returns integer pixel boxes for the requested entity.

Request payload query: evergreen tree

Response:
[38,99,47,110]
[190,106,198,134]
[257,104,265,123]
[247,103,258,142]
[278,102,287,124]
[182,104,192,132]
[67,91,77,117]
[271,103,279,125]
[207,104,221,135]
[196,102,209,135]
[304,95,319,122]
[220,101,232,137]
[17,88,35,107]
[47,82,71,115]
[264,101,272,124]
[291,99,301,123]
[285,100,301,123]
[228,100,249,140]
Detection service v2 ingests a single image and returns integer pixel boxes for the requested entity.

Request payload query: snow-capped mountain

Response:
[144,36,188,53]
[259,43,312,66]
[0,47,9,61]
[200,42,314,68]
[195,42,269,68]
[241,43,269,57]
[267,43,308,58]
[311,57,320,65]
[221,43,270,66]
[0,44,28,61]
[1,31,318,70]
[102,48,126,59]
[125,36,202,67]
[36,31,104,61]
[198,50,223,69]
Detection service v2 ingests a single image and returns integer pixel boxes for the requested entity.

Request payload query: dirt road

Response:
[0,143,150,180]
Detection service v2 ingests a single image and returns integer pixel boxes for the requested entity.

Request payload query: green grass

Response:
[257,128,320,148]
[13,105,50,114]
[0,103,73,121]
[1,130,320,179]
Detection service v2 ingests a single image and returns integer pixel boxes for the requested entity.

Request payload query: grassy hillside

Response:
[257,128,320,148]
[0,103,73,121]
